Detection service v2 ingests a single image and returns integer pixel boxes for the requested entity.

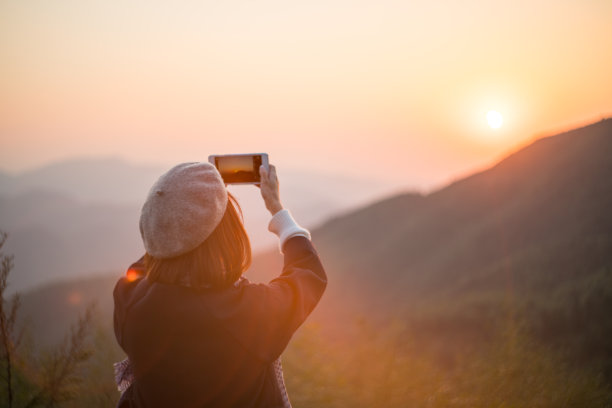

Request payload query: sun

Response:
[486,110,503,129]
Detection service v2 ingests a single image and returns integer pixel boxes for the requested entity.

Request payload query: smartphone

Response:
[208,153,269,185]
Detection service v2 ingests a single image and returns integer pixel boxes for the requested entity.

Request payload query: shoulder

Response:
[113,275,151,311]
[114,257,148,304]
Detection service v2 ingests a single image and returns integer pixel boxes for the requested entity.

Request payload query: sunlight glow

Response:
[487,110,504,129]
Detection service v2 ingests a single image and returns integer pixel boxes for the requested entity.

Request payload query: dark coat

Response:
[113,237,327,408]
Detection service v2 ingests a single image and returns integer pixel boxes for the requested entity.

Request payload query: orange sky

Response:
[1,0,611,191]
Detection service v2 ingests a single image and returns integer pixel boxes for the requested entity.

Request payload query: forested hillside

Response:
[250,118,612,395]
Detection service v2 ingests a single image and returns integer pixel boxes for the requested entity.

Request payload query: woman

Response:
[113,162,327,407]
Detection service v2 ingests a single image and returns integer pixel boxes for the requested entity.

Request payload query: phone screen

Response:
[215,155,262,183]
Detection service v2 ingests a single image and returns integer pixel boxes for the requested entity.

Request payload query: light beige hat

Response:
[139,162,228,259]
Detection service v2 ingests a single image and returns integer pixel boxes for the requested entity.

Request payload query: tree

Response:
[0,232,20,408]
[0,231,95,408]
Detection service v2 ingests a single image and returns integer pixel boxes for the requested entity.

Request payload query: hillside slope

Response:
[314,119,612,301]
[249,118,612,379]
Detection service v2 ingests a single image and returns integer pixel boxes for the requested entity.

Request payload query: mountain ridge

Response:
[309,118,611,294]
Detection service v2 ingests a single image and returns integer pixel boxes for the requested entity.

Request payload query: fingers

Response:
[269,165,277,183]
[259,165,268,179]
[259,164,277,184]
[258,165,266,188]
[258,164,283,215]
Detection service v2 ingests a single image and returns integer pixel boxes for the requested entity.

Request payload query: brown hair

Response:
[144,192,251,289]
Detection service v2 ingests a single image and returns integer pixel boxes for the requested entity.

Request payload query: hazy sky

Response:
[1,0,611,190]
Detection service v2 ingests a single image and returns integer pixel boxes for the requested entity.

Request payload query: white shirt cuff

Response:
[268,209,311,252]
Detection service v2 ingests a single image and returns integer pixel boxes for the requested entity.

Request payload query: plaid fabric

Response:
[273,357,292,408]
[114,358,133,394]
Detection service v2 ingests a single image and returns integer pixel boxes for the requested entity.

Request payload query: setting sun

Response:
[487,110,504,129]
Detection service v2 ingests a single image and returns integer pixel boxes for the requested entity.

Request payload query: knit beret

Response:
[139,162,228,259]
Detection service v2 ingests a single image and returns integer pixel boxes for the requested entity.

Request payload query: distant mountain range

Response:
[11,118,612,384]
[0,158,394,291]
[0,157,164,204]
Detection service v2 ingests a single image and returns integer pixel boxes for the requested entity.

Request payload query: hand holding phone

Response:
[259,164,283,215]
[208,153,269,185]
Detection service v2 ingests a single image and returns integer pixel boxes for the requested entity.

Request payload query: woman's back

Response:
[115,237,326,407]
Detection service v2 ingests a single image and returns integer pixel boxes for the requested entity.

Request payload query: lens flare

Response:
[126,269,141,282]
